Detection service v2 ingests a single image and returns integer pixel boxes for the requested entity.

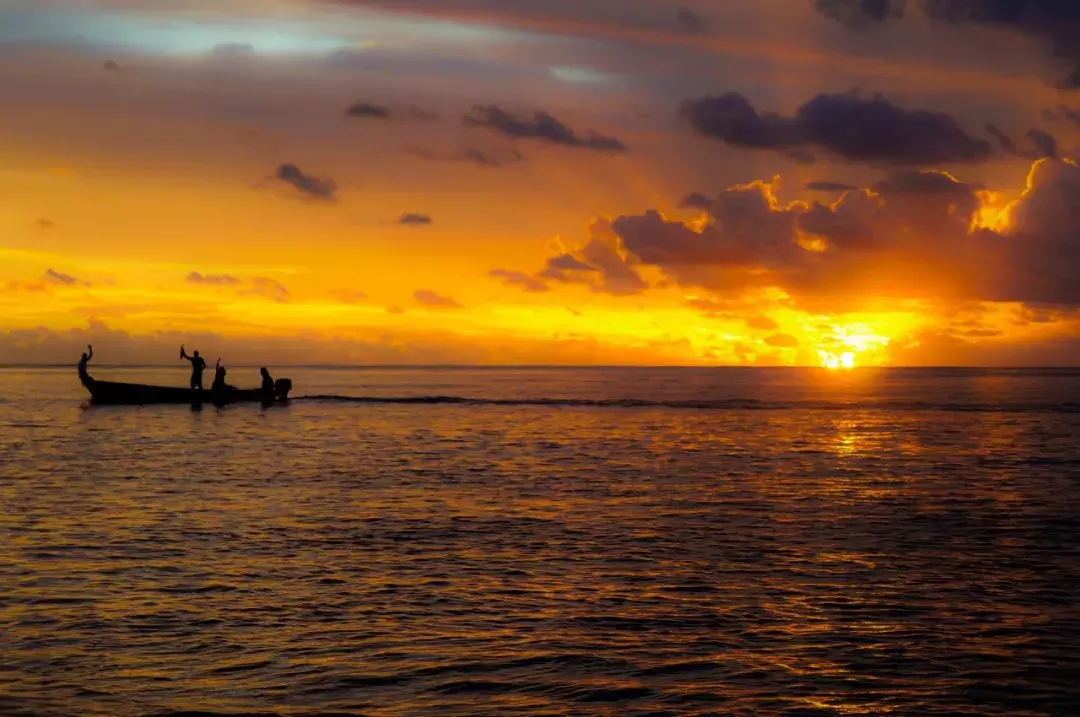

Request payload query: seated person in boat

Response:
[180,344,207,390]
[211,359,235,392]
[77,344,93,387]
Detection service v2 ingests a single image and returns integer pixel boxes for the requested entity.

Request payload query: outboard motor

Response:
[274,377,292,401]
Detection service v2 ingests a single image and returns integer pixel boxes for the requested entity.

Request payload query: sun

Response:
[819,350,856,370]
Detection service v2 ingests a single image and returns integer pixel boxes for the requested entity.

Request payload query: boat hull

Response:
[85,379,286,406]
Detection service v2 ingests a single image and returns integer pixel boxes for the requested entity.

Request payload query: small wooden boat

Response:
[84,377,292,406]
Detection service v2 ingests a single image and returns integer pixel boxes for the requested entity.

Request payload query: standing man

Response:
[180,344,207,390]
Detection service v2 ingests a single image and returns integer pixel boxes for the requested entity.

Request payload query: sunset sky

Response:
[5,0,1080,366]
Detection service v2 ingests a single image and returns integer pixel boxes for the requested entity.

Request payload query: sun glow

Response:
[818,350,856,370]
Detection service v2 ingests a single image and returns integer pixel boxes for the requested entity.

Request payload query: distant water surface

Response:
[1,366,1078,716]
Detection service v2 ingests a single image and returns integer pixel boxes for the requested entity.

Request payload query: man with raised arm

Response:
[77,344,93,387]
[180,344,207,390]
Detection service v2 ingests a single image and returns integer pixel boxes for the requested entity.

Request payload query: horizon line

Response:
[5,363,1080,370]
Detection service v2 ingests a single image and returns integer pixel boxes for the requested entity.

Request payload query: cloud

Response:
[871,169,982,197]
[539,220,648,296]
[275,163,337,200]
[1027,129,1059,159]
[814,0,905,27]
[746,315,780,331]
[463,105,628,152]
[103,60,119,71]
[805,181,858,192]
[43,268,88,286]
[462,148,525,167]
[490,269,549,293]
[765,333,800,348]
[396,213,433,226]
[678,191,715,209]
[414,289,463,308]
[345,101,439,121]
[1044,105,1080,128]
[817,1,1080,88]
[577,157,1080,307]
[346,101,392,119]
[37,219,55,230]
[985,123,1019,155]
[186,271,241,286]
[545,254,597,272]
[251,277,290,302]
[984,124,1061,159]
[406,146,526,167]
[611,179,805,291]
[680,90,993,165]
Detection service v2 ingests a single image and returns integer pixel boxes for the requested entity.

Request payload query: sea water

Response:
[1,366,1078,715]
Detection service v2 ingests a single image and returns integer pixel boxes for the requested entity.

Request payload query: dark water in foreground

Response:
[1,366,1079,716]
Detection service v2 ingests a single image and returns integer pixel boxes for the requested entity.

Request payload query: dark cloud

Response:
[1044,105,1080,128]
[346,102,439,121]
[463,105,628,153]
[676,7,708,33]
[545,254,597,272]
[103,60,119,71]
[462,148,525,167]
[815,0,905,27]
[489,269,549,293]
[984,124,1059,159]
[818,0,1080,88]
[805,181,858,192]
[611,181,805,291]
[186,272,241,286]
[37,219,55,230]
[1027,128,1059,159]
[587,157,1080,306]
[275,163,337,200]
[346,101,392,119]
[405,146,525,167]
[397,213,433,226]
[414,289,463,308]
[43,268,85,286]
[985,123,1018,154]
[678,191,715,209]
[871,169,982,196]
[680,90,993,165]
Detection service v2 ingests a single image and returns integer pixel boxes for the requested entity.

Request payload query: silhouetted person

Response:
[77,344,93,387]
[260,367,274,394]
[180,345,207,390]
[211,359,232,392]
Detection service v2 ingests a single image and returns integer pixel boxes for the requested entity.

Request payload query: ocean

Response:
[1,366,1078,716]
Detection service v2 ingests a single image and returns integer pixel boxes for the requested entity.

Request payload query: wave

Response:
[295,394,1080,413]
